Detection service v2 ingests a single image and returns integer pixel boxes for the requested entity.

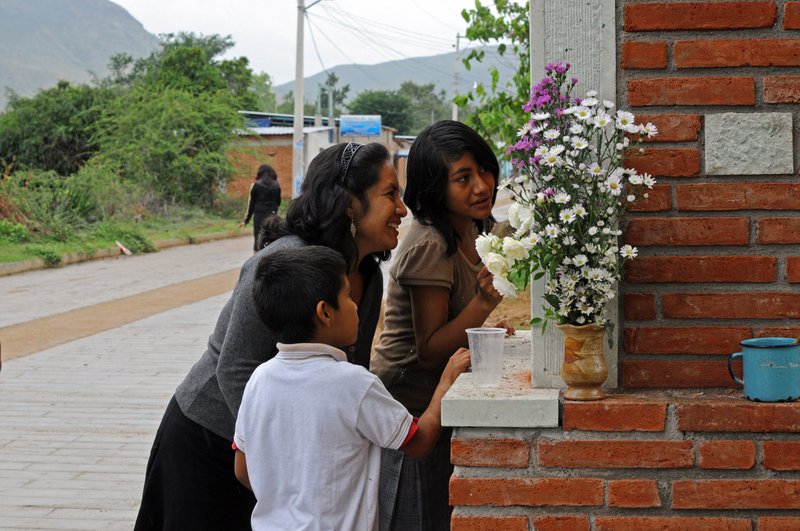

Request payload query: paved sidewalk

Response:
[0,237,252,530]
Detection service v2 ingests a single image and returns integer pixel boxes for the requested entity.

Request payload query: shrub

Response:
[0,219,29,242]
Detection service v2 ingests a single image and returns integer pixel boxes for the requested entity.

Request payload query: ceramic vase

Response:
[557,323,608,401]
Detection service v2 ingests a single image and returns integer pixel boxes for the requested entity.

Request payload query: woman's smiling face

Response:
[351,161,407,256]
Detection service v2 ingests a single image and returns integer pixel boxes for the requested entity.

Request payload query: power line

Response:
[304,17,387,87]
[304,11,330,76]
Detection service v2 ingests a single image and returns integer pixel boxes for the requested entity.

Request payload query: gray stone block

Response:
[706,113,794,175]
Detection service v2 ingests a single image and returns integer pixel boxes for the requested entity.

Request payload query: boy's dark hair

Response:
[260,142,391,271]
[403,120,499,256]
[252,246,347,343]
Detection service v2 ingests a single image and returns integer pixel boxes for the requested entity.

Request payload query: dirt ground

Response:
[488,287,533,330]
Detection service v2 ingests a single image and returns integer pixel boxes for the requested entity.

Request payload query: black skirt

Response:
[134,396,256,530]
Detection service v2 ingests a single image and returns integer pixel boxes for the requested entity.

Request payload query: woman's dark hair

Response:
[252,246,346,343]
[261,142,391,271]
[403,120,499,256]
[256,164,277,182]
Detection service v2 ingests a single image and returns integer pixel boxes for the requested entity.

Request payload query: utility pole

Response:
[292,0,323,197]
[451,33,463,121]
[292,0,305,198]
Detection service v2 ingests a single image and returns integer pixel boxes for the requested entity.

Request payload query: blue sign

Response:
[340,115,381,136]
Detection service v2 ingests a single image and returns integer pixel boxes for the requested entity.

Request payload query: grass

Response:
[0,215,243,265]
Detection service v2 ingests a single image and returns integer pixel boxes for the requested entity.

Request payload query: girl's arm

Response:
[410,267,501,370]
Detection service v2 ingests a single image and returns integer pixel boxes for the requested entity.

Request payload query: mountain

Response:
[0,0,160,109]
[273,46,521,104]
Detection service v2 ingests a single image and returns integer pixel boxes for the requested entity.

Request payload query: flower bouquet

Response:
[475,62,657,399]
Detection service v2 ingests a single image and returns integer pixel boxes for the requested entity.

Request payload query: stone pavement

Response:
[0,237,252,530]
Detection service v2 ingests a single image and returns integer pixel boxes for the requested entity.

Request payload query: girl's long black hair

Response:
[261,142,391,272]
[403,120,499,256]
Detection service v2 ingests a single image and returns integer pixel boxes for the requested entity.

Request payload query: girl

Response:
[135,142,407,530]
[240,164,282,252]
[371,121,513,530]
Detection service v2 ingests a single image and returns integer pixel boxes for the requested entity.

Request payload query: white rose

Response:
[475,234,497,261]
[484,252,509,277]
[493,275,518,299]
[502,237,528,262]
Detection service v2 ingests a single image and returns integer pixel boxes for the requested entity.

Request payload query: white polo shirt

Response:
[234,343,414,531]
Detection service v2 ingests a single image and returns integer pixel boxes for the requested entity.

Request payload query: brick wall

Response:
[450,393,800,530]
[619,0,800,388]
[226,138,292,199]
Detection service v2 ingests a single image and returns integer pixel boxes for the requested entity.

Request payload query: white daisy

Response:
[605,174,623,196]
[569,123,584,135]
[582,97,598,107]
[620,244,638,258]
[573,106,592,121]
[615,110,636,130]
[642,122,658,138]
[588,226,598,236]
[543,129,560,140]
[603,99,615,108]
[572,254,588,267]
[517,122,531,138]
[593,113,611,128]
[532,112,551,121]
[627,194,636,202]
[559,209,576,224]
[553,192,571,204]
[585,90,598,98]
[588,163,604,177]
[544,224,560,238]
[571,137,589,150]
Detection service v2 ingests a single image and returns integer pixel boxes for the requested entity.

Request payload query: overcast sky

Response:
[110,0,481,85]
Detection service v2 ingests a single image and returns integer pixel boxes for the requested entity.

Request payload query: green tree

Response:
[105,32,258,109]
[455,0,530,151]
[250,72,277,112]
[347,90,412,134]
[397,81,450,134]
[321,72,349,116]
[0,81,114,175]
[276,90,317,115]
[93,86,241,206]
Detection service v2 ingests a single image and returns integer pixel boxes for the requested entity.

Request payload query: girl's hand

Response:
[492,319,516,337]
[439,348,471,388]
[476,266,503,307]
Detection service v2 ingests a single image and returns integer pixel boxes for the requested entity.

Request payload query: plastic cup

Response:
[466,327,506,387]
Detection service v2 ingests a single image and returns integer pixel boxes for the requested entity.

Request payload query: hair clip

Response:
[338,143,362,184]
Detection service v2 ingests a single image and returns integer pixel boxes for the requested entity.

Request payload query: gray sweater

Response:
[175,235,384,440]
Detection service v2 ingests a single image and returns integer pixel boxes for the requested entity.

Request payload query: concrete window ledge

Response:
[442,331,560,428]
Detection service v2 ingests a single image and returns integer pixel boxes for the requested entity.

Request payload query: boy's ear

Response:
[315,300,332,326]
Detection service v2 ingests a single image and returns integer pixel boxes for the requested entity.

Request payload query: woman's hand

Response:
[238,221,246,228]
[492,319,516,337]
[476,266,503,308]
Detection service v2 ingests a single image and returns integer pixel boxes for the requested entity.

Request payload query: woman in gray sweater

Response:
[135,142,407,530]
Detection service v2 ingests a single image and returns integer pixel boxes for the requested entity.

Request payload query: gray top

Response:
[175,235,384,440]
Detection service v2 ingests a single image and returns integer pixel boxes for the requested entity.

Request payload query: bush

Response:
[0,219,29,242]
[90,221,156,253]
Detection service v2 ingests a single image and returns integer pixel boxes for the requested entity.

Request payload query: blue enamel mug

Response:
[728,337,800,402]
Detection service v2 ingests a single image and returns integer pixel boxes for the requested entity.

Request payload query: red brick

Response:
[624,2,777,31]
[624,326,751,355]
[608,480,662,508]
[563,396,667,431]
[621,41,668,69]
[627,184,671,212]
[760,516,800,531]
[622,360,739,388]
[634,114,701,142]
[759,218,800,244]
[677,183,800,211]
[764,76,800,103]
[450,438,529,468]
[663,292,800,319]
[673,479,800,509]
[757,326,800,338]
[449,477,603,507]
[628,77,755,106]
[699,440,756,469]
[451,515,528,531]
[626,256,776,283]
[786,2,800,29]
[537,439,693,468]
[763,441,800,470]
[675,39,800,68]
[625,217,749,246]
[624,293,656,321]
[533,515,590,531]
[625,148,700,177]
[788,257,800,283]
[596,516,751,531]
[678,400,800,432]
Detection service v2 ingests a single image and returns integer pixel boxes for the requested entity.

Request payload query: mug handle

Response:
[728,352,744,385]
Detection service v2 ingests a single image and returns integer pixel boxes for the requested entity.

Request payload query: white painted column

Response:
[529,0,619,389]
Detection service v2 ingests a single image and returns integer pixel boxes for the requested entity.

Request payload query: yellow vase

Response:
[557,323,608,401]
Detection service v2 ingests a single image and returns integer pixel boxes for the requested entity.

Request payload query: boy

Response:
[233,246,470,530]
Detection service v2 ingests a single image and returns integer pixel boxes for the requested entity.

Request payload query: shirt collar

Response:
[276,342,348,362]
